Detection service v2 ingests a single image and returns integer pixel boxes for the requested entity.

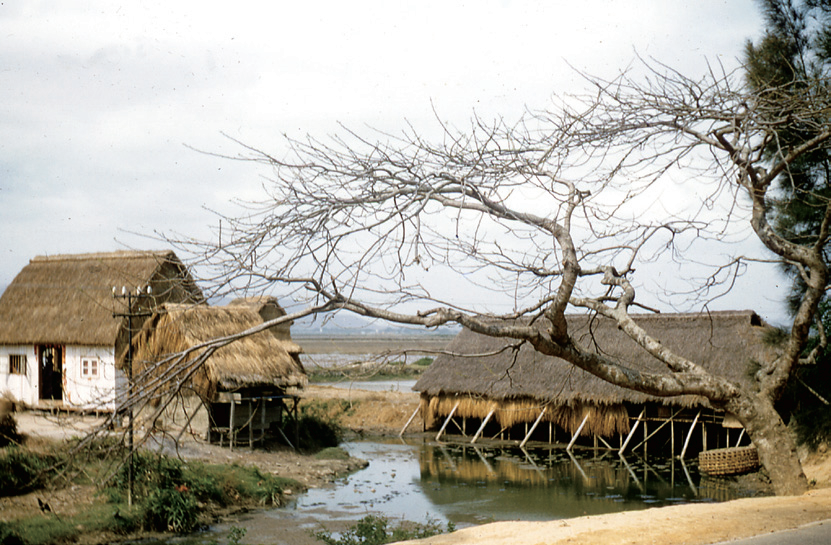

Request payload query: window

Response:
[81,358,99,378]
[9,355,27,375]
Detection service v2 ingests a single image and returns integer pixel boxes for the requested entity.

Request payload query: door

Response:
[38,345,63,401]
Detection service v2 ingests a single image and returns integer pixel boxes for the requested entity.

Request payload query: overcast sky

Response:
[2,1,791,323]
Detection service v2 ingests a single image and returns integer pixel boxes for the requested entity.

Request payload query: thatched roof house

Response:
[0,250,203,411]
[133,302,306,400]
[414,311,779,445]
[132,301,307,447]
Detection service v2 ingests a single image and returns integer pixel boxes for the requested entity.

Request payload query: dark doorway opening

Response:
[38,345,63,401]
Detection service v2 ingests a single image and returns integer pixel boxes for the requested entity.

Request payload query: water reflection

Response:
[291,439,742,529]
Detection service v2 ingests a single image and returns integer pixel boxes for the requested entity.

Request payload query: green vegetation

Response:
[0,442,300,544]
[314,446,350,460]
[313,515,454,545]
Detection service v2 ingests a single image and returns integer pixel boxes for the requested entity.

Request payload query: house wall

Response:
[0,344,126,411]
[63,345,124,411]
[0,345,37,406]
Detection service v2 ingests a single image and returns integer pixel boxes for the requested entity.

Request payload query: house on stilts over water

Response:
[413,310,779,459]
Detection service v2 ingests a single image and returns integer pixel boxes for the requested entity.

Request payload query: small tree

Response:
[174,58,831,496]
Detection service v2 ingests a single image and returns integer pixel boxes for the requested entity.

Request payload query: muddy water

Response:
[204,438,750,545]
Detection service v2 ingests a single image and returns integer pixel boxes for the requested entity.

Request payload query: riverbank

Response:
[4,385,831,545]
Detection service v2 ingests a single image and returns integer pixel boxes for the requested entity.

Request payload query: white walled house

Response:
[0,251,203,412]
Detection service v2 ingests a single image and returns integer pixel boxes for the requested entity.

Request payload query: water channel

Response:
[203,438,753,545]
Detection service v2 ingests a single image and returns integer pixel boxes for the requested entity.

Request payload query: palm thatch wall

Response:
[415,311,778,438]
[131,302,307,401]
[0,250,203,347]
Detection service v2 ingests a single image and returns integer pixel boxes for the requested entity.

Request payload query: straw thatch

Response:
[415,311,778,436]
[132,302,307,401]
[0,251,203,346]
[227,296,303,355]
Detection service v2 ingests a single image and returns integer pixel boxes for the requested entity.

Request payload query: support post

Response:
[400,405,421,437]
[520,407,547,448]
[619,408,645,454]
[567,413,590,451]
[435,401,460,442]
[471,409,495,444]
[229,398,236,451]
[680,410,701,460]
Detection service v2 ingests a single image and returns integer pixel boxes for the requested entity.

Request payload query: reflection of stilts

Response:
[567,449,590,484]
[680,458,698,495]
[471,445,496,475]
[438,445,458,472]
[618,453,645,492]
[520,447,546,478]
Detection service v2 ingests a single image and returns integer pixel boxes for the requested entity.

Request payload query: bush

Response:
[313,515,453,545]
[0,413,21,447]
[144,486,200,533]
[0,446,59,496]
[288,400,346,451]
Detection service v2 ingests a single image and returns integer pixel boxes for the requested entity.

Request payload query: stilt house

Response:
[131,299,306,448]
[0,251,203,412]
[414,311,779,456]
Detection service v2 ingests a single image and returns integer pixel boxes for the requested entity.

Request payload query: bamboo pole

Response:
[680,410,701,460]
[399,405,421,437]
[519,407,547,448]
[435,401,460,441]
[630,408,683,452]
[619,408,645,454]
[567,413,590,451]
[735,428,745,447]
[471,409,496,444]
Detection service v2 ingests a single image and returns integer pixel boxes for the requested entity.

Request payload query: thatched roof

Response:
[132,303,307,397]
[0,251,203,346]
[227,296,302,353]
[415,310,779,410]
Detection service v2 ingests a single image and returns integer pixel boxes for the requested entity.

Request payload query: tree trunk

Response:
[728,393,808,496]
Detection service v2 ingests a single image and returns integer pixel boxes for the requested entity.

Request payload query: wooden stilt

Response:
[399,405,421,437]
[735,428,745,447]
[520,407,547,448]
[567,413,590,451]
[229,399,236,451]
[631,408,682,452]
[435,401,460,441]
[619,408,645,454]
[249,400,254,448]
[471,409,495,444]
[680,410,701,460]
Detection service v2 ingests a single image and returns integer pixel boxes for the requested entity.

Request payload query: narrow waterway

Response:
[207,438,753,544]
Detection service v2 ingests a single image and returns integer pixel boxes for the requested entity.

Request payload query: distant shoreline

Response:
[293,333,455,355]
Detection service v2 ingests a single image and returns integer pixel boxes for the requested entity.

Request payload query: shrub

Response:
[0,446,59,496]
[313,515,453,545]
[144,486,200,533]
[0,413,20,447]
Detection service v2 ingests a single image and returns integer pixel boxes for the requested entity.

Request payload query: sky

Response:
[1,1,792,325]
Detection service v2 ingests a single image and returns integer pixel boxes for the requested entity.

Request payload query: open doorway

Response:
[38,345,63,402]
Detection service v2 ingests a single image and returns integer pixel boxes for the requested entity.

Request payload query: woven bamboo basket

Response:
[698,446,760,476]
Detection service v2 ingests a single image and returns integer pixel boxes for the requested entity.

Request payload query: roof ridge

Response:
[30,250,175,263]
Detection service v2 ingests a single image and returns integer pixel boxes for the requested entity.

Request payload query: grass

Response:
[0,443,302,544]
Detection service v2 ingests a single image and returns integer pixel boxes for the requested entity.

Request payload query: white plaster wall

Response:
[63,345,121,411]
[0,345,38,406]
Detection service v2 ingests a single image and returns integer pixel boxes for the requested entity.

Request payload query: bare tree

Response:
[175,60,831,496]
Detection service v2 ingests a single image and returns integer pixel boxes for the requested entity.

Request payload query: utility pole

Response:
[113,285,152,508]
